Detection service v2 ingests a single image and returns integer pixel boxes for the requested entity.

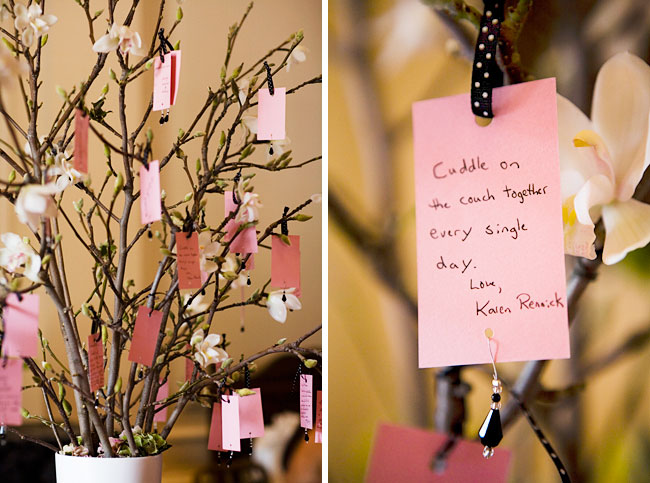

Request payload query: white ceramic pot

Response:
[55,453,163,483]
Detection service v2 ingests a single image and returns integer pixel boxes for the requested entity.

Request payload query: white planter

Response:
[55,453,163,483]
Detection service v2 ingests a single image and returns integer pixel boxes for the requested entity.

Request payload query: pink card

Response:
[140,160,161,225]
[257,88,286,140]
[299,374,313,429]
[271,235,300,295]
[170,51,181,105]
[176,232,203,289]
[128,307,163,367]
[3,293,39,358]
[73,109,89,174]
[208,396,241,452]
[224,192,258,254]
[87,334,104,393]
[366,424,510,482]
[238,388,265,439]
[153,380,169,423]
[315,390,322,444]
[412,78,569,368]
[153,51,181,111]
[0,358,22,426]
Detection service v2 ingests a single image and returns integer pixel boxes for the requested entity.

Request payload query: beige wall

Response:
[0,0,321,430]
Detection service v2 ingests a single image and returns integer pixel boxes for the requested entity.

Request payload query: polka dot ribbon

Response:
[512,392,572,482]
[471,0,505,118]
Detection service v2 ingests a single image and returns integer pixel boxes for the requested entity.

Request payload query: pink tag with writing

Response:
[153,381,169,423]
[315,390,322,443]
[224,192,258,254]
[413,78,569,368]
[87,334,104,392]
[140,160,161,225]
[208,396,241,452]
[366,424,510,482]
[176,232,202,289]
[257,88,286,140]
[238,388,264,439]
[74,109,89,174]
[299,374,313,429]
[128,307,163,367]
[153,51,181,111]
[3,293,39,358]
[0,359,22,426]
[271,235,300,296]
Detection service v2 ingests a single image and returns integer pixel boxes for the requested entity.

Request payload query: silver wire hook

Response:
[485,329,498,380]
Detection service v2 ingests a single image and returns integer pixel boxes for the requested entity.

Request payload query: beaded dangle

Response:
[478,328,503,459]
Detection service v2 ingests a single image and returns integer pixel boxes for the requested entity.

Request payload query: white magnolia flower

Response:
[310,193,322,204]
[0,233,41,282]
[198,231,219,273]
[235,190,262,223]
[237,78,250,106]
[14,3,57,48]
[182,293,210,315]
[49,150,83,191]
[286,46,308,72]
[15,182,62,231]
[559,52,650,265]
[93,24,145,56]
[0,43,27,85]
[218,253,249,289]
[241,115,258,136]
[190,328,228,368]
[266,288,301,323]
[267,137,291,161]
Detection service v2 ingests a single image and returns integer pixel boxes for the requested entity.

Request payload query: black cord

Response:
[263,61,274,96]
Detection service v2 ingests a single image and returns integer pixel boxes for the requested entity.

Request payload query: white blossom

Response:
[286,46,308,72]
[218,253,249,289]
[93,24,145,56]
[198,231,219,273]
[15,182,62,231]
[14,3,57,48]
[266,288,301,323]
[235,189,262,223]
[190,328,228,368]
[0,233,41,282]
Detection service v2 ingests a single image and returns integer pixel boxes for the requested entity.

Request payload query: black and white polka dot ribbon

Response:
[512,392,571,482]
[471,0,505,118]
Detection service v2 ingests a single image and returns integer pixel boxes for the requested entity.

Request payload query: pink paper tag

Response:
[224,192,258,254]
[315,390,322,444]
[73,109,89,174]
[153,51,181,111]
[3,293,39,358]
[208,396,241,452]
[87,334,104,393]
[140,160,162,225]
[0,358,22,426]
[271,235,300,296]
[299,374,313,429]
[176,232,203,289]
[257,88,286,140]
[238,388,265,439]
[366,424,511,482]
[153,380,169,423]
[170,51,181,105]
[128,307,163,367]
[412,78,569,368]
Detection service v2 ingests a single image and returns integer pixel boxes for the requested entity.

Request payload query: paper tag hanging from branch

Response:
[176,231,203,289]
[73,109,89,174]
[0,359,23,426]
[2,293,39,358]
[128,307,163,367]
[153,48,181,124]
[271,234,301,297]
[208,395,241,452]
[140,160,162,225]
[87,333,104,393]
[224,191,258,254]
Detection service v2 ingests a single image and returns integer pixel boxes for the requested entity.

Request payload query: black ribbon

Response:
[281,206,289,236]
[263,61,274,96]
[157,28,174,63]
[470,1,505,118]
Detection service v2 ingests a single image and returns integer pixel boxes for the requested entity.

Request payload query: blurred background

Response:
[329,0,650,481]
[0,1,321,482]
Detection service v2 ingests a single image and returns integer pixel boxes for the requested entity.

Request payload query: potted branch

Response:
[0,2,321,482]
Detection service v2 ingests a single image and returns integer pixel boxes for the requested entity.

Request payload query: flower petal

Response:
[266,296,287,323]
[93,33,119,53]
[284,293,302,311]
[602,199,650,265]
[573,174,614,226]
[591,52,650,201]
[204,333,222,347]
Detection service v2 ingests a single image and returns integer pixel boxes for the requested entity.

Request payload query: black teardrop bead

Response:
[304,431,309,442]
[478,408,502,448]
[269,146,274,156]
[282,292,287,302]
[247,276,251,286]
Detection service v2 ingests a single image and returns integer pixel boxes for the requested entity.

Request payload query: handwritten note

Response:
[3,293,39,358]
[153,380,169,423]
[315,390,322,444]
[271,235,300,296]
[208,396,241,452]
[238,388,265,439]
[0,359,22,426]
[299,374,313,429]
[257,88,286,140]
[128,307,163,367]
[73,109,89,174]
[412,78,569,368]
[366,424,511,483]
[140,160,162,225]
[87,334,104,393]
[153,51,181,111]
[224,192,258,254]
[176,232,202,289]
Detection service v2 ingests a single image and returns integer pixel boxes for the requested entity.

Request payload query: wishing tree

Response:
[0,0,321,464]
